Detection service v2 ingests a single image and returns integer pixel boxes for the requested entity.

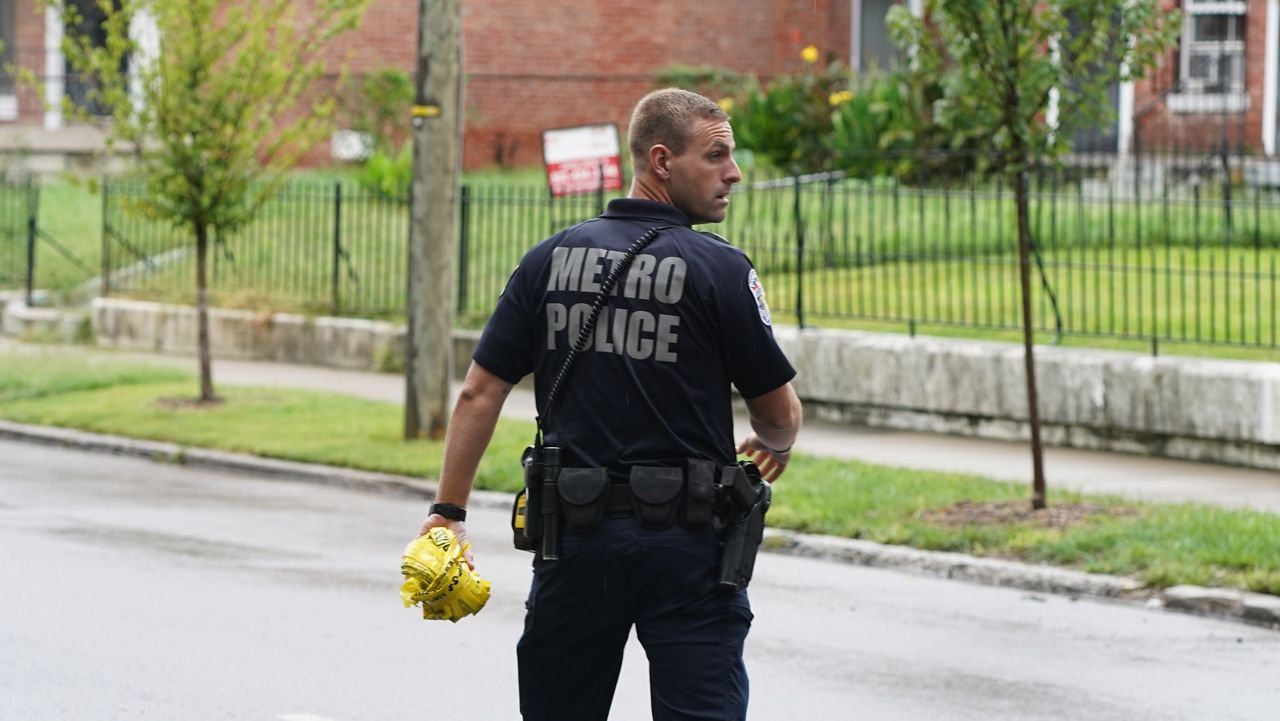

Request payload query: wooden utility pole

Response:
[404,0,462,439]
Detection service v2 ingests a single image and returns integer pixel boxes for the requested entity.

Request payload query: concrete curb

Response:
[2,418,1276,631]
[762,528,1146,599]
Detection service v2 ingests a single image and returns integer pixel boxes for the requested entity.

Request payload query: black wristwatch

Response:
[429,502,467,522]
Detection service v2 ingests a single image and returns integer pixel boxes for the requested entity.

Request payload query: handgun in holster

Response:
[714,461,772,592]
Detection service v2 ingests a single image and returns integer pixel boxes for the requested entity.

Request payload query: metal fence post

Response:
[332,181,342,316]
[597,162,605,217]
[101,175,111,298]
[457,184,470,315]
[1218,141,1232,244]
[25,178,36,307]
[794,175,805,329]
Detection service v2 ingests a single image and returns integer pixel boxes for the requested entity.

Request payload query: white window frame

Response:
[0,0,16,120]
[851,0,921,72]
[44,5,62,128]
[1171,1,1250,113]
[43,4,153,129]
[1173,0,1248,111]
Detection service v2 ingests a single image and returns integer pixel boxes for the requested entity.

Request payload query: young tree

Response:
[888,0,1179,509]
[50,0,368,403]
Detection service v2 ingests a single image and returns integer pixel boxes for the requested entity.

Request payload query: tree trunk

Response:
[1013,167,1048,509]
[195,222,217,403]
[404,0,461,439]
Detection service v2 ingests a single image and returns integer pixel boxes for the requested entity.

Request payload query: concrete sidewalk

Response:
[6,336,1279,513]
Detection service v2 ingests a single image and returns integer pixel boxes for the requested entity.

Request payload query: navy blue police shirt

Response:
[473,198,796,469]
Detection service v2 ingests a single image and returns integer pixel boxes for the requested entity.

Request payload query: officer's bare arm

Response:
[739,383,801,482]
[434,361,515,508]
[744,382,802,453]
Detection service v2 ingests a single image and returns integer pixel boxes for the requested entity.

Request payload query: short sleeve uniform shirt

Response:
[473,198,795,468]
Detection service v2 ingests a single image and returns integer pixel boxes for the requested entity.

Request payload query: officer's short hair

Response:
[628,88,729,173]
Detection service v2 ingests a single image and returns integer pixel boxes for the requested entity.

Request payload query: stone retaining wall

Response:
[0,293,88,341]
[90,298,418,372]
[15,297,1280,470]
[773,327,1280,471]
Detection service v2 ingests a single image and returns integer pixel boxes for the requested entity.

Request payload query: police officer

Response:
[418,87,802,721]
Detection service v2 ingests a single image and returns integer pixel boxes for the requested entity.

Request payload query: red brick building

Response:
[1128,0,1276,154]
[3,1,1279,171]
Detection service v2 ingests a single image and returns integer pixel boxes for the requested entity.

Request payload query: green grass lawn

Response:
[2,350,1277,596]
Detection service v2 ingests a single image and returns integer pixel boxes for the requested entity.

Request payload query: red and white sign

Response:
[542,123,623,198]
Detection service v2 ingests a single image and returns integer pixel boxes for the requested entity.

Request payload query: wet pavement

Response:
[4,439,1277,721]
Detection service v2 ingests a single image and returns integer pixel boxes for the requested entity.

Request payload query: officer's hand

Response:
[736,434,792,483]
[418,515,475,569]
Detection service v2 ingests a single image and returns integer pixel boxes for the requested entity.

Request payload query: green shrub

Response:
[343,68,415,198]
[657,44,991,181]
[727,48,847,174]
[346,68,415,155]
[357,147,412,200]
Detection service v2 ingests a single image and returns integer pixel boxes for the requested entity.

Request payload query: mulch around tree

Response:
[920,500,1138,530]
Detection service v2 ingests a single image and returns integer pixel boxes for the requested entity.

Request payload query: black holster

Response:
[714,462,772,592]
[512,445,549,553]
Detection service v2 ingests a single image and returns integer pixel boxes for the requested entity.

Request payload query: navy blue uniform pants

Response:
[517,513,753,721]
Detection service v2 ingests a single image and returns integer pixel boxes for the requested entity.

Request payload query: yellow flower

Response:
[828,90,854,107]
[801,45,819,64]
[717,97,735,113]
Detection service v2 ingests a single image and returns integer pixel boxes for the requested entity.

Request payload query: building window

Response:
[64,0,127,116]
[1180,1,1247,94]
[0,0,14,97]
[855,0,902,72]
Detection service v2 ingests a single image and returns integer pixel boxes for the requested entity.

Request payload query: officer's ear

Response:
[649,144,673,181]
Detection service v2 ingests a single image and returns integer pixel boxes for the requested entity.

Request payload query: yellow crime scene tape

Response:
[400,527,491,622]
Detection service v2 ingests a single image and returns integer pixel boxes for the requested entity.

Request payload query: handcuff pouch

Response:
[629,466,684,530]
[557,467,610,531]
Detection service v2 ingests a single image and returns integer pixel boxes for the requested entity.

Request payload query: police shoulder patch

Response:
[747,268,772,326]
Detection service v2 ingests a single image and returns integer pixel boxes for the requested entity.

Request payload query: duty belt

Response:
[604,482,635,513]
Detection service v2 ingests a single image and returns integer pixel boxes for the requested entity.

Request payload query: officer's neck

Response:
[629,176,674,208]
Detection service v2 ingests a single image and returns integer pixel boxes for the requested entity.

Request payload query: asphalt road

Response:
[2,439,1278,720]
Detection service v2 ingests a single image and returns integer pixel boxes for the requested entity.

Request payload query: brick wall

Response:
[3,0,857,168]
[336,0,852,170]
[8,1,46,124]
[1132,0,1270,152]
[13,1,1280,165]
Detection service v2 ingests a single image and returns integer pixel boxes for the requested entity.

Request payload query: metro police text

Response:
[545,246,687,363]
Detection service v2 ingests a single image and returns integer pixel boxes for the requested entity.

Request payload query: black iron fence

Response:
[0,178,37,301]
[99,178,609,321]
[19,148,1280,352]
[102,179,408,318]
[0,175,103,307]
[458,149,1280,351]
[721,152,1279,350]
